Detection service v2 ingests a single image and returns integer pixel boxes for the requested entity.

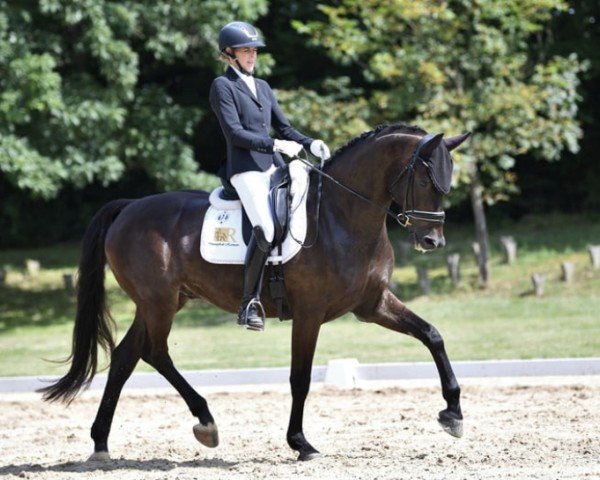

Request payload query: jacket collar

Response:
[225,67,262,107]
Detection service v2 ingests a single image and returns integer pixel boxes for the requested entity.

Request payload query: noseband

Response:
[388,134,446,228]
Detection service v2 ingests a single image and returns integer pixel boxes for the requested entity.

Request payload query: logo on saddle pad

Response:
[200,160,310,265]
[213,227,238,245]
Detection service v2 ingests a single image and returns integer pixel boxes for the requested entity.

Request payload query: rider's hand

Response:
[310,139,331,161]
[273,139,303,158]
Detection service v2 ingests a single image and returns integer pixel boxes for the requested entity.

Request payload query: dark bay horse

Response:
[40,123,470,461]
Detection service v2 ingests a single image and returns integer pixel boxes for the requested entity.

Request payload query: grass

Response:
[0,213,599,377]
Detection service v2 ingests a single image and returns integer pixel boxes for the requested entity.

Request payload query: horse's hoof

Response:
[87,451,111,462]
[438,410,463,438]
[193,422,219,448]
[298,451,321,461]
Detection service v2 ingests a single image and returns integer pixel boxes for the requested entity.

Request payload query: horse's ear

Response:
[419,133,444,157]
[444,132,471,152]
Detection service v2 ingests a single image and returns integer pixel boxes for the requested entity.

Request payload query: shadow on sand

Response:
[0,452,301,476]
[0,456,242,476]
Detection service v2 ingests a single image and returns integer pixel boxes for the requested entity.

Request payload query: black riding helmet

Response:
[218,21,265,52]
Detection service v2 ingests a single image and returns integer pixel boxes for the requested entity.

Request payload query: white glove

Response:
[310,139,331,160]
[273,139,303,158]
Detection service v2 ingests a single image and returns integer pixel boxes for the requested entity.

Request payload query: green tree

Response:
[0,1,268,200]
[275,77,370,149]
[295,0,587,284]
[255,1,371,149]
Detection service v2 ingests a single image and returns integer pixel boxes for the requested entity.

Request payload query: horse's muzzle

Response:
[411,228,446,251]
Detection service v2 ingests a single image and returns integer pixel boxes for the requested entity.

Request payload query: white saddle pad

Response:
[200,160,310,265]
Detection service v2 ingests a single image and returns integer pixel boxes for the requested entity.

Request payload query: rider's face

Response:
[232,47,258,73]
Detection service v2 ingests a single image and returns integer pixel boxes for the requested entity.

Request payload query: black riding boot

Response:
[238,226,271,331]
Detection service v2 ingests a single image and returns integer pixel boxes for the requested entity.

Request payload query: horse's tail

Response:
[39,198,133,403]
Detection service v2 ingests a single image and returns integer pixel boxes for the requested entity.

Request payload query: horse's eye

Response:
[419,179,429,188]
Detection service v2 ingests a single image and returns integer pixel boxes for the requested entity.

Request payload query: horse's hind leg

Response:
[89,313,146,460]
[356,289,463,437]
[139,297,218,448]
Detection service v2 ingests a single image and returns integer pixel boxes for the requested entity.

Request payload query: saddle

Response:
[217,166,294,320]
[218,165,291,248]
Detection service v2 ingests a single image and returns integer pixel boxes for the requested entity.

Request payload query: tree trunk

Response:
[469,163,490,286]
[416,266,431,296]
[446,253,461,288]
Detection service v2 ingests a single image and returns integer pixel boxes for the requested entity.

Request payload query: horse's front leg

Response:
[287,317,322,461]
[356,288,463,437]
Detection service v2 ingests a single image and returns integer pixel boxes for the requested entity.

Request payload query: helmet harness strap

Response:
[224,48,254,76]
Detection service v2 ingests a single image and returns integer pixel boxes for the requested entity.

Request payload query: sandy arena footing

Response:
[1,376,598,480]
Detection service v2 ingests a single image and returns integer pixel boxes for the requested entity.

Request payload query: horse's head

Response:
[389,132,470,252]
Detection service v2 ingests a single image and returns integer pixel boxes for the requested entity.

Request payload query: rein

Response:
[295,136,445,231]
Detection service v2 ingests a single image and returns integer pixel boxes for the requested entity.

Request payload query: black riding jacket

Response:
[209,67,313,180]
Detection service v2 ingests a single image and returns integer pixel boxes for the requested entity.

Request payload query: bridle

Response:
[296,133,446,232]
[387,134,446,227]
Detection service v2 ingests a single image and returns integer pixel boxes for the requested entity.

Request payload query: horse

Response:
[40,123,470,461]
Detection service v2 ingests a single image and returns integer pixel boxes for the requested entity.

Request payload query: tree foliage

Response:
[276,77,370,149]
[0,0,268,199]
[0,1,595,249]
[295,0,587,204]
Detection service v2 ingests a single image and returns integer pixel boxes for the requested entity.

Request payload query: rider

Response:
[209,21,331,331]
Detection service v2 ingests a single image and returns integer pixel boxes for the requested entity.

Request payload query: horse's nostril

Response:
[423,235,444,249]
[423,236,437,248]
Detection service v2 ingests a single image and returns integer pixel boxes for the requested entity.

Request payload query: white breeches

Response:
[230,165,277,243]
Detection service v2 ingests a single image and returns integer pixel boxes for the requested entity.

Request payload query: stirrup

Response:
[237,298,266,332]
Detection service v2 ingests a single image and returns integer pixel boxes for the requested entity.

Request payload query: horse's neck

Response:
[320,143,393,236]
[327,139,396,204]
